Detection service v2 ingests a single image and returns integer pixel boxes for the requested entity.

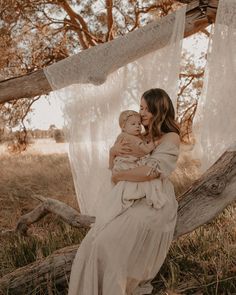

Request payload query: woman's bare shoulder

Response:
[160,132,180,147]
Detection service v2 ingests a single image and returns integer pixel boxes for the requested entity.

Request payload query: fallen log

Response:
[0,146,235,294]
[0,0,218,104]
[0,245,77,295]
[16,195,95,236]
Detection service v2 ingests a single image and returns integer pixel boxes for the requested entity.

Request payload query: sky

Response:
[25,95,65,130]
[25,31,210,130]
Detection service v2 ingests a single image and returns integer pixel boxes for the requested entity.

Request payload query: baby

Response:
[93,110,163,236]
[109,110,159,171]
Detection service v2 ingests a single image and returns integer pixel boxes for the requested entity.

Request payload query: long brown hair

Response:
[142,88,180,139]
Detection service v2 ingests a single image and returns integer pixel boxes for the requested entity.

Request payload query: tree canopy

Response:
[0,0,218,147]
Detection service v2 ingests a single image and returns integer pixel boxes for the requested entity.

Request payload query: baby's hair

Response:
[119,110,140,129]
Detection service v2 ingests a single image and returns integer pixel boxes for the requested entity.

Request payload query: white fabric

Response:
[44,6,186,215]
[44,8,183,90]
[192,0,236,172]
[92,141,180,237]
[67,140,179,295]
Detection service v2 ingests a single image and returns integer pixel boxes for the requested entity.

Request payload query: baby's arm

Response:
[138,140,155,154]
[109,134,160,165]
[131,136,160,156]
[115,134,159,157]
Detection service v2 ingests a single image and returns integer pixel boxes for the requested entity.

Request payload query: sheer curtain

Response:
[44,6,186,215]
[192,0,236,172]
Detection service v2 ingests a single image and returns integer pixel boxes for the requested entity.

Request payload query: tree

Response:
[0,0,218,146]
[0,0,71,147]
[2,1,233,293]
[177,37,207,144]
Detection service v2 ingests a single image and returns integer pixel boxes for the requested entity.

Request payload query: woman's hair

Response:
[141,88,180,139]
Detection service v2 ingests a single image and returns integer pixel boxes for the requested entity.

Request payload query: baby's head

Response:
[119,110,142,136]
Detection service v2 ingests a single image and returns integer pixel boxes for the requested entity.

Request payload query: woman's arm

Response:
[112,165,160,184]
[109,143,131,169]
[112,132,180,183]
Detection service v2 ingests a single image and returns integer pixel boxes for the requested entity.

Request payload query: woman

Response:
[68,88,180,295]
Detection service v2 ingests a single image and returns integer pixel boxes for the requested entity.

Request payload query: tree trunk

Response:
[0,146,235,294]
[174,146,236,237]
[0,0,218,104]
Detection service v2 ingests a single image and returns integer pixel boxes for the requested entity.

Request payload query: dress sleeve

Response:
[144,139,180,178]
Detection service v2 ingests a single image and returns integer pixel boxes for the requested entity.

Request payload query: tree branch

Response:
[174,147,236,237]
[106,0,114,41]
[0,70,51,104]
[16,195,95,236]
[58,0,96,48]
[0,0,219,104]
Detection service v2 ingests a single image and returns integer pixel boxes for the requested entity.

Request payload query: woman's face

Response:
[139,97,153,127]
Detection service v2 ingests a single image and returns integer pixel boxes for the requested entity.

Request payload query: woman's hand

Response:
[109,139,132,170]
[110,139,132,158]
[111,141,149,158]
[123,144,152,158]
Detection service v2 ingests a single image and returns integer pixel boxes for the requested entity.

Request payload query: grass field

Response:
[0,141,235,294]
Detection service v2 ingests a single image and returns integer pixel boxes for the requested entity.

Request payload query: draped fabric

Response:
[44,6,184,91]
[192,0,236,172]
[93,141,180,237]
[44,6,186,215]
[67,139,179,295]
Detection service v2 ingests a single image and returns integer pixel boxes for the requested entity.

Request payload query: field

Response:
[0,140,235,294]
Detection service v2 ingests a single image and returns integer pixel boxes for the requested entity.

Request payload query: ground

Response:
[0,139,235,294]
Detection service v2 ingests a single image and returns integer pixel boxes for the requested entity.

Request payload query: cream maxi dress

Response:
[68,135,179,295]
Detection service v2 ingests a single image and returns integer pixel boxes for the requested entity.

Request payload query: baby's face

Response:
[123,115,142,136]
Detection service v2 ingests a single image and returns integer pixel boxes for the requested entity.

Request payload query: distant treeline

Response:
[0,127,66,144]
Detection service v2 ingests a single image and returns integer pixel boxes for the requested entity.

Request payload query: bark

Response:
[16,195,95,236]
[174,146,236,238]
[0,146,235,294]
[0,0,218,104]
[0,245,77,294]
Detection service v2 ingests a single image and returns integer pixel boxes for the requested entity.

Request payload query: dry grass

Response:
[171,143,202,199]
[0,152,78,230]
[0,150,83,280]
[0,144,235,294]
[153,205,236,294]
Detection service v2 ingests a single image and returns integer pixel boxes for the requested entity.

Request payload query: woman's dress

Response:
[68,138,179,295]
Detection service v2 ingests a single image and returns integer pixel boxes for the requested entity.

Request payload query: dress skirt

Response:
[68,195,178,295]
